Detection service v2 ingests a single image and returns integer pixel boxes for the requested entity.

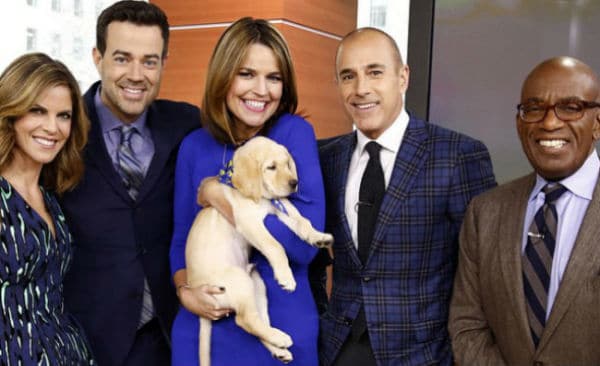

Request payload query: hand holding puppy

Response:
[178,283,232,321]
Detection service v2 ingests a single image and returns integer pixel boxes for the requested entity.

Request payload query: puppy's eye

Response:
[266,165,276,170]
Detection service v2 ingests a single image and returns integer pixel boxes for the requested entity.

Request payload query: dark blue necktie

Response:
[522,183,567,347]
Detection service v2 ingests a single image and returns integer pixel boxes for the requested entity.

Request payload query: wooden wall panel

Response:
[152,0,284,26]
[282,0,355,36]
[152,0,357,138]
[279,25,352,137]
[153,0,355,36]
[159,27,222,107]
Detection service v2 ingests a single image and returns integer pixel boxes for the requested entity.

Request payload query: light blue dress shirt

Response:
[521,151,600,319]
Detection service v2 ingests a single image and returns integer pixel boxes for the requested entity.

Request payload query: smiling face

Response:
[517,58,600,181]
[93,21,165,123]
[13,84,72,170]
[336,30,409,139]
[226,43,283,141]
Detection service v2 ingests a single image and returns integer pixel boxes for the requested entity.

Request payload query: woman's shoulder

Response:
[276,113,312,128]
[269,114,315,140]
[180,128,220,153]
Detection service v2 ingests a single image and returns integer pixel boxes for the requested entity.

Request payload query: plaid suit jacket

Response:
[317,117,496,366]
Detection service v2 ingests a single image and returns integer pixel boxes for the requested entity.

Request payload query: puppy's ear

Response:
[231,148,262,202]
[287,149,297,180]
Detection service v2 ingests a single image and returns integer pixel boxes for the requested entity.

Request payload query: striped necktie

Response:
[117,125,144,199]
[116,125,154,327]
[522,183,567,347]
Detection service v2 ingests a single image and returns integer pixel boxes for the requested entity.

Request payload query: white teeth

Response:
[245,100,266,109]
[33,137,56,147]
[539,140,566,148]
[124,88,143,94]
[356,102,376,109]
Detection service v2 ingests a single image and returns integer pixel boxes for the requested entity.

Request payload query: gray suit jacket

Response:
[449,173,600,366]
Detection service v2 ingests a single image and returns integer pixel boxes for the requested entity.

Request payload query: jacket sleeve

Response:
[449,199,508,366]
[169,135,199,276]
[448,138,497,232]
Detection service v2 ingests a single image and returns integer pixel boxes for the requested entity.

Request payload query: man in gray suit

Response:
[449,56,600,365]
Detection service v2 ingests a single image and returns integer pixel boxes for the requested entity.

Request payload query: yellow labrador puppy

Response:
[185,136,332,365]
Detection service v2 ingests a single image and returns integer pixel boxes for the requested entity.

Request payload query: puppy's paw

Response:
[307,232,334,248]
[274,269,296,292]
[263,340,293,364]
[272,348,293,364]
[265,327,293,349]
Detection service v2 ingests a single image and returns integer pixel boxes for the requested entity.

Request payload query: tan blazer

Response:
[449,173,600,366]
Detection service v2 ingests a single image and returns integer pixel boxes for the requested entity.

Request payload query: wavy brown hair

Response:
[0,53,90,193]
[202,17,299,145]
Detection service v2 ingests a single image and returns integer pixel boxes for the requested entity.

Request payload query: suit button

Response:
[343,318,352,326]
[363,276,371,282]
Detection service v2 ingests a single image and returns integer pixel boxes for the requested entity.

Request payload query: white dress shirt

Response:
[344,109,410,249]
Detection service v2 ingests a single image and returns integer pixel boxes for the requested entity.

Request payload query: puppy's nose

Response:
[289,179,298,190]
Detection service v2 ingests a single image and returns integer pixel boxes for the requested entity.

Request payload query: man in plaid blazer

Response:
[316,27,496,365]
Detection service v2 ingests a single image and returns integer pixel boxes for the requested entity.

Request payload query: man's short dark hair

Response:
[96,0,170,58]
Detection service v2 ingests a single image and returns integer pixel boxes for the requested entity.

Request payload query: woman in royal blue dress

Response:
[0,53,94,365]
[170,17,325,365]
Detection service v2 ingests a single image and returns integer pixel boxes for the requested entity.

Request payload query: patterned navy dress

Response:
[0,177,94,365]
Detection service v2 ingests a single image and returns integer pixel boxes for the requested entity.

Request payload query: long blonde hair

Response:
[0,53,90,193]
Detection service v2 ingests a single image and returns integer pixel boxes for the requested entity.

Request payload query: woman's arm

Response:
[169,134,232,318]
[197,176,234,225]
[173,268,230,320]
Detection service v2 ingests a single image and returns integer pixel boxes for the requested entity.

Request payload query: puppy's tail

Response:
[199,317,212,366]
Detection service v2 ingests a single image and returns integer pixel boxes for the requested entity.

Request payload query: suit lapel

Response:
[366,118,429,264]
[328,133,360,266]
[538,177,600,352]
[84,86,133,203]
[498,174,536,346]
[135,104,175,203]
[84,83,179,204]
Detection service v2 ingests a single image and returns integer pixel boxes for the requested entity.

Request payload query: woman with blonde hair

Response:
[170,17,324,365]
[0,53,94,365]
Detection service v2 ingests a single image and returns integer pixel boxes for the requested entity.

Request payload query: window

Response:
[95,1,104,17]
[74,0,83,16]
[73,37,83,59]
[51,33,62,57]
[51,0,61,12]
[26,28,37,51]
[370,4,387,28]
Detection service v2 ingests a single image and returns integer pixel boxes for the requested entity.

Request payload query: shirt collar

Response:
[531,150,600,202]
[95,87,150,137]
[356,108,409,156]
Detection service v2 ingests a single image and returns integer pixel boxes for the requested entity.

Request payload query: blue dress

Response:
[170,114,325,365]
[0,177,95,365]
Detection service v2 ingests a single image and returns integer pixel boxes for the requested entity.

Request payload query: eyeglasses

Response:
[517,99,600,123]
